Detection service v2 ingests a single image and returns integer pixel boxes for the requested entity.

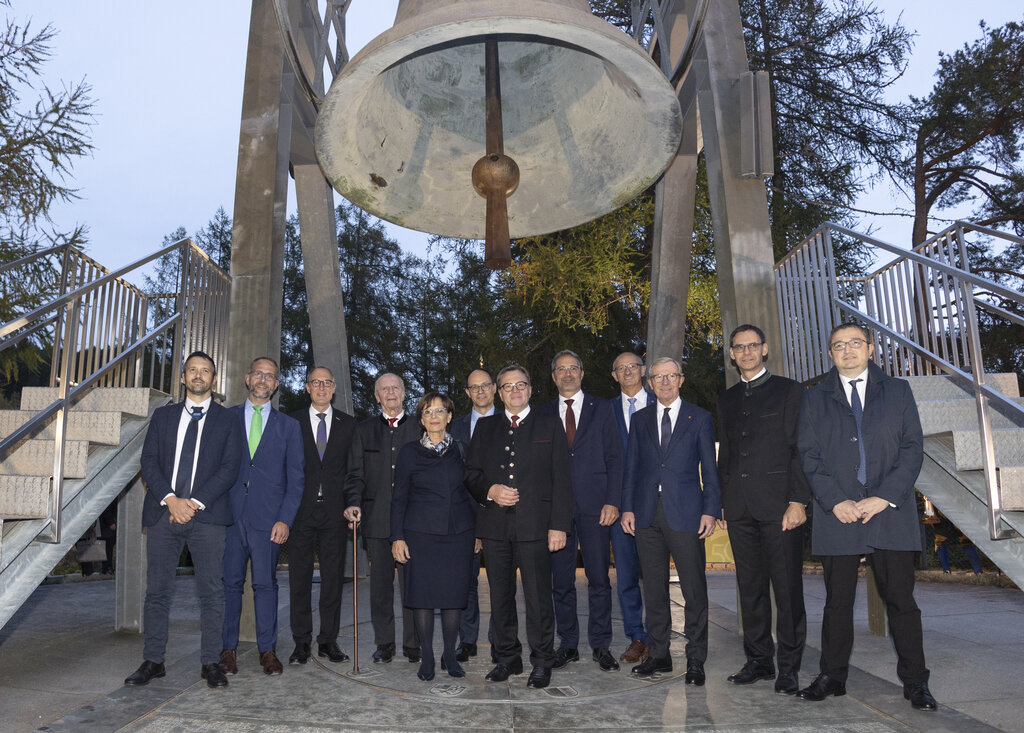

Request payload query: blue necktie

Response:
[316,412,327,459]
[175,406,204,498]
[660,407,672,454]
[850,378,867,486]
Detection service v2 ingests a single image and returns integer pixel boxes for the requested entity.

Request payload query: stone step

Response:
[0,475,49,519]
[0,439,89,479]
[951,428,1024,472]
[905,373,1020,402]
[1001,467,1024,511]
[0,409,123,445]
[917,397,1024,436]
[19,387,152,417]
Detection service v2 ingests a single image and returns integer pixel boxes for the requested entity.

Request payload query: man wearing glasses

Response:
[621,357,720,685]
[797,323,936,711]
[286,367,364,666]
[609,351,655,663]
[221,357,305,677]
[717,325,810,695]
[464,364,572,689]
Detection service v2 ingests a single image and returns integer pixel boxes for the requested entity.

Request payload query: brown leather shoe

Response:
[219,649,238,675]
[260,650,283,676]
[620,640,649,663]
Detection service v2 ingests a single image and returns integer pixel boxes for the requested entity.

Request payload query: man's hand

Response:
[856,496,890,524]
[832,499,864,524]
[598,504,620,526]
[620,511,636,536]
[474,538,483,554]
[698,514,717,539]
[343,506,361,529]
[488,484,519,507]
[716,518,728,530]
[548,529,567,552]
[166,496,198,524]
[270,521,290,544]
[392,539,410,563]
[782,503,807,531]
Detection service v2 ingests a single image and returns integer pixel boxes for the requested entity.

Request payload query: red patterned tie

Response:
[564,399,576,446]
[387,417,397,428]
[510,415,519,428]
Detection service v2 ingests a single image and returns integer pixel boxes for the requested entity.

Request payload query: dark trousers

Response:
[611,519,647,643]
[365,536,417,650]
[143,515,225,666]
[634,499,708,662]
[820,551,929,685]
[223,520,283,652]
[729,510,806,673]
[483,517,556,669]
[552,514,612,650]
[289,511,348,645]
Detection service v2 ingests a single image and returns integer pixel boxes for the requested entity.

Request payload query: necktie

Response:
[249,404,263,458]
[387,417,397,428]
[510,415,519,428]
[627,397,636,416]
[175,406,204,499]
[564,398,576,446]
[316,412,327,459]
[660,406,672,453]
[850,378,867,485]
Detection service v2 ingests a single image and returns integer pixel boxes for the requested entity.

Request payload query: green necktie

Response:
[249,404,263,458]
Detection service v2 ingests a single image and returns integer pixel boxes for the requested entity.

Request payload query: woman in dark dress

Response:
[391,391,476,681]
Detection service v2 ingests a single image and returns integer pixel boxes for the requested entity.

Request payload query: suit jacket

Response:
[140,400,242,527]
[539,394,623,515]
[464,410,573,542]
[451,408,494,452]
[717,374,810,521]
[288,407,364,525]
[357,414,421,539]
[612,390,656,450]
[798,361,923,555]
[229,403,305,531]
[391,440,475,539]
[621,400,722,533]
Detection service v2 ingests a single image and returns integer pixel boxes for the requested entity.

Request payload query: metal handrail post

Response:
[47,298,80,544]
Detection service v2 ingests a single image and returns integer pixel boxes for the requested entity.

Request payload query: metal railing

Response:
[0,238,230,542]
[775,222,1024,541]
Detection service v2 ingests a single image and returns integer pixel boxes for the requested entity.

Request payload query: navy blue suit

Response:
[222,403,305,653]
[609,390,655,645]
[139,400,242,666]
[540,394,622,651]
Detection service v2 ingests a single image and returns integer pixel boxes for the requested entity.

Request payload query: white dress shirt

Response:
[741,367,768,383]
[558,390,583,432]
[166,396,212,508]
[309,405,333,442]
[839,368,868,407]
[505,405,531,423]
[619,390,644,431]
[655,397,682,445]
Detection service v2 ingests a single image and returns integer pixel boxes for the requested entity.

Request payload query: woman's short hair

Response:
[415,391,455,422]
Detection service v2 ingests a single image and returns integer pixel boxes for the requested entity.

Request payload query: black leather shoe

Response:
[456,642,477,662]
[372,644,395,663]
[727,659,775,685]
[289,643,311,665]
[526,666,551,689]
[485,658,524,682]
[441,655,465,678]
[125,660,165,686]
[318,641,349,663]
[552,646,579,669]
[797,673,846,701]
[904,681,938,711]
[775,671,799,695]
[685,659,706,686]
[593,647,620,671]
[403,645,421,663]
[201,662,228,688]
[632,656,672,678]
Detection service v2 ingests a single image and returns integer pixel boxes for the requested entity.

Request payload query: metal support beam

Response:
[115,477,146,632]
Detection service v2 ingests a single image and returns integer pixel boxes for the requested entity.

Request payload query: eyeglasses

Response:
[553,365,581,374]
[613,362,643,373]
[731,342,763,353]
[498,381,529,393]
[466,382,494,392]
[422,407,448,417]
[248,370,279,381]
[307,379,335,388]
[649,372,681,383]
[830,338,867,352]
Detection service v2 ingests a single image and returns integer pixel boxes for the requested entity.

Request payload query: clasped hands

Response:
[167,496,200,524]
[486,484,567,552]
[833,496,890,524]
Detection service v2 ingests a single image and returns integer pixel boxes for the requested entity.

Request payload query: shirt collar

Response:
[561,390,583,405]
[185,396,212,413]
[309,404,332,419]
[840,368,869,387]
[505,405,531,423]
[741,367,768,384]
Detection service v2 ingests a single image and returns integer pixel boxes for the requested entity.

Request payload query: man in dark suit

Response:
[220,357,305,677]
[126,351,242,689]
[465,364,572,689]
[357,372,420,663]
[609,351,655,663]
[286,366,363,665]
[450,368,496,662]
[621,356,721,685]
[541,350,622,672]
[797,323,937,711]
[717,324,810,695]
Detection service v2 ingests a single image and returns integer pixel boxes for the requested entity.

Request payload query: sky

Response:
[9,0,1024,271]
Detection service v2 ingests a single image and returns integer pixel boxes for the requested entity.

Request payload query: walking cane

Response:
[352,518,360,675]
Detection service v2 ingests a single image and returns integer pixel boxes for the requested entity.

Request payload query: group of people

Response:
[123,320,938,712]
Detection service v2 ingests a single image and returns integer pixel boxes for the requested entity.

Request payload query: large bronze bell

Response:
[315,0,683,269]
